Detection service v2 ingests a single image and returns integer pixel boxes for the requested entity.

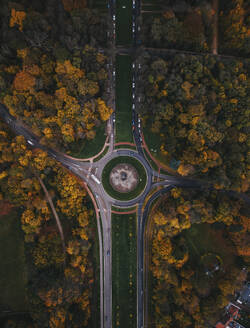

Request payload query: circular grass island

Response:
[102,156,147,201]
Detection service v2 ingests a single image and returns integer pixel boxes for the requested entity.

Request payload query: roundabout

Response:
[101,155,147,201]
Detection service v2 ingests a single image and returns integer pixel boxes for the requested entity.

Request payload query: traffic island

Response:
[102,156,147,201]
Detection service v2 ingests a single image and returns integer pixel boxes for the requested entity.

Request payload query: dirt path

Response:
[211,0,219,55]
[36,175,66,259]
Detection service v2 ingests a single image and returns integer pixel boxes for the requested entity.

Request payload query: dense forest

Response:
[142,0,249,56]
[149,188,249,327]
[0,0,112,153]
[0,111,98,327]
[0,0,105,326]
[138,53,249,193]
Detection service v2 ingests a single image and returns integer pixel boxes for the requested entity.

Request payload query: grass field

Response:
[116,0,132,46]
[112,213,137,328]
[69,124,106,159]
[0,209,28,311]
[115,55,133,143]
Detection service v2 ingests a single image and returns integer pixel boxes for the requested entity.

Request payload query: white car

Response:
[113,117,115,122]
[132,63,135,68]
[132,104,135,109]
[27,140,34,146]
[138,63,141,69]
[113,71,115,76]
[132,27,135,32]
[122,5,126,8]
[132,94,135,99]
[113,15,115,20]
[132,82,135,88]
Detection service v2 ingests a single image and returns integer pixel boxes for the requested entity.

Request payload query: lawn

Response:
[115,55,133,143]
[116,0,132,46]
[112,213,137,328]
[0,209,28,311]
[69,123,106,159]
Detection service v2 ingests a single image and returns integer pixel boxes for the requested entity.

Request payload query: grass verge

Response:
[112,213,137,328]
[102,156,147,201]
[89,211,100,328]
[0,209,28,311]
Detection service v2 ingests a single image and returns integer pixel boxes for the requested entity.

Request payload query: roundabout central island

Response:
[101,155,147,201]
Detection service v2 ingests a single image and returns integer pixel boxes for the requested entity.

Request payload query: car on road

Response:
[113,14,115,20]
[132,82,135,88]
[113,71,115,76]
[113,117,115,122]
[132,63,135,68]
[27,140,34,146]
[132,94,135,99]
[139,63,141,69]
[122,5,126,8]
[107,250,110,255]
[132,27,135,32]
[132,104,135,109]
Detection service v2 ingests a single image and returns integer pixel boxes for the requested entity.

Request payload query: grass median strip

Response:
[116,0,132,46]
[115,55,133,143]
[112,213,137,328]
